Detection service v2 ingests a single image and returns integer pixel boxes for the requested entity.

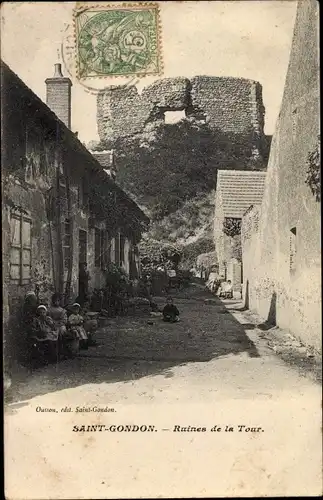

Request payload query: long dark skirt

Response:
[30,339,58,367]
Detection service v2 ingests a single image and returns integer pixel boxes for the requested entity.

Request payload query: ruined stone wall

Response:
[242,0,320,350]
[97,75,266,160]
[213,188,225,275]
[188,77,263,136]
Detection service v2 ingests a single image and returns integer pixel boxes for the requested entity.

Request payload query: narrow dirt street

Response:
[5,285,322,498]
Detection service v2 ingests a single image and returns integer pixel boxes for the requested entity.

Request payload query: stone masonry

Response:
[241,0,320,351]
[97,76,267,160]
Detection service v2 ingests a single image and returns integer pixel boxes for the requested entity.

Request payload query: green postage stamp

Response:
[74,3,162,79]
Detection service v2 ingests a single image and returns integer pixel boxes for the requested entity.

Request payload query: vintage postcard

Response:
[2,1,321,498]
[74,3,162,79]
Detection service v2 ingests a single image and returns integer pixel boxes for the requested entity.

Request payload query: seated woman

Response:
[48,293,67,337]
[67,303,88,350]
[30,305,59,364]
[218,280,233,299]
[22,291,39,365]
[23,291,38,325]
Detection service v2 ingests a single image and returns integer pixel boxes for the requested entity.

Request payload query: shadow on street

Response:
[6,284,260,406]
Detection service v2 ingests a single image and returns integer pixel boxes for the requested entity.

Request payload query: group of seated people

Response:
[217,280,234,299]
[206,276,234,299]
[23,291,98,366]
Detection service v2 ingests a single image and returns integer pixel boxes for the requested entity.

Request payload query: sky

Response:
[1,1,297,144]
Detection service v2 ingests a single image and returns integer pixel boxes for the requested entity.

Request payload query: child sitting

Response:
[48,293,67,337]
[82,301,98,346]
[31,305,58,341]
[162,296,180,323]
[68,303,88,348]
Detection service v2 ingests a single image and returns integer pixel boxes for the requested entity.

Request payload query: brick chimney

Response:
[45,63,72,129]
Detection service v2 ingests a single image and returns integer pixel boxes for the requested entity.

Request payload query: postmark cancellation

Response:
[73,2,162,79]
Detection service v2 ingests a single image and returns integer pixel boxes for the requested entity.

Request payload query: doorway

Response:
[79,230,87,264]
[78,229,88,302]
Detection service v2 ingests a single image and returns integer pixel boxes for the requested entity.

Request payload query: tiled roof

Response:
[217,170,266,218]
[1,60,148,224]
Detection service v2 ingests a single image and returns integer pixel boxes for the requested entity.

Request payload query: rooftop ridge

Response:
[216,169,266,218]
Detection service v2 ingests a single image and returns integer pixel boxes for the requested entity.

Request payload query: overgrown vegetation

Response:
[3,196,29,215]
[180,237,214,270]
[139,238,182,275]
[147,193,214,244]
[222,217,242,237]
[91,118,258,271]
[104,262,130,288]
[93,118,254,219]
[305,136,320,202]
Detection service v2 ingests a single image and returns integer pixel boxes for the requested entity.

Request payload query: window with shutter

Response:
[79,229,87,264]
[10,213,32,284]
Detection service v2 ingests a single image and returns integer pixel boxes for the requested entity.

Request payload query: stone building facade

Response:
[214,170,266,287]
[97,76,270,164]
[241,0,320,350]
[1,61,148,367]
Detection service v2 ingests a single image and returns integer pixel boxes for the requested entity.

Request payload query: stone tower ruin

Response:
[97,76,268,165]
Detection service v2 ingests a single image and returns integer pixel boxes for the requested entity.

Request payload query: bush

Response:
[139,238,183,275]
[180,237,214,270]
[104,262,130,289]
[177,269,192,288]
[305,136,320,202]
[222,218,241,237]
[196,251,218,275]
[95,120,254,221]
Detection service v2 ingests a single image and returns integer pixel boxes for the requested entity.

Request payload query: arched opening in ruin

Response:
[164,110,186,124]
